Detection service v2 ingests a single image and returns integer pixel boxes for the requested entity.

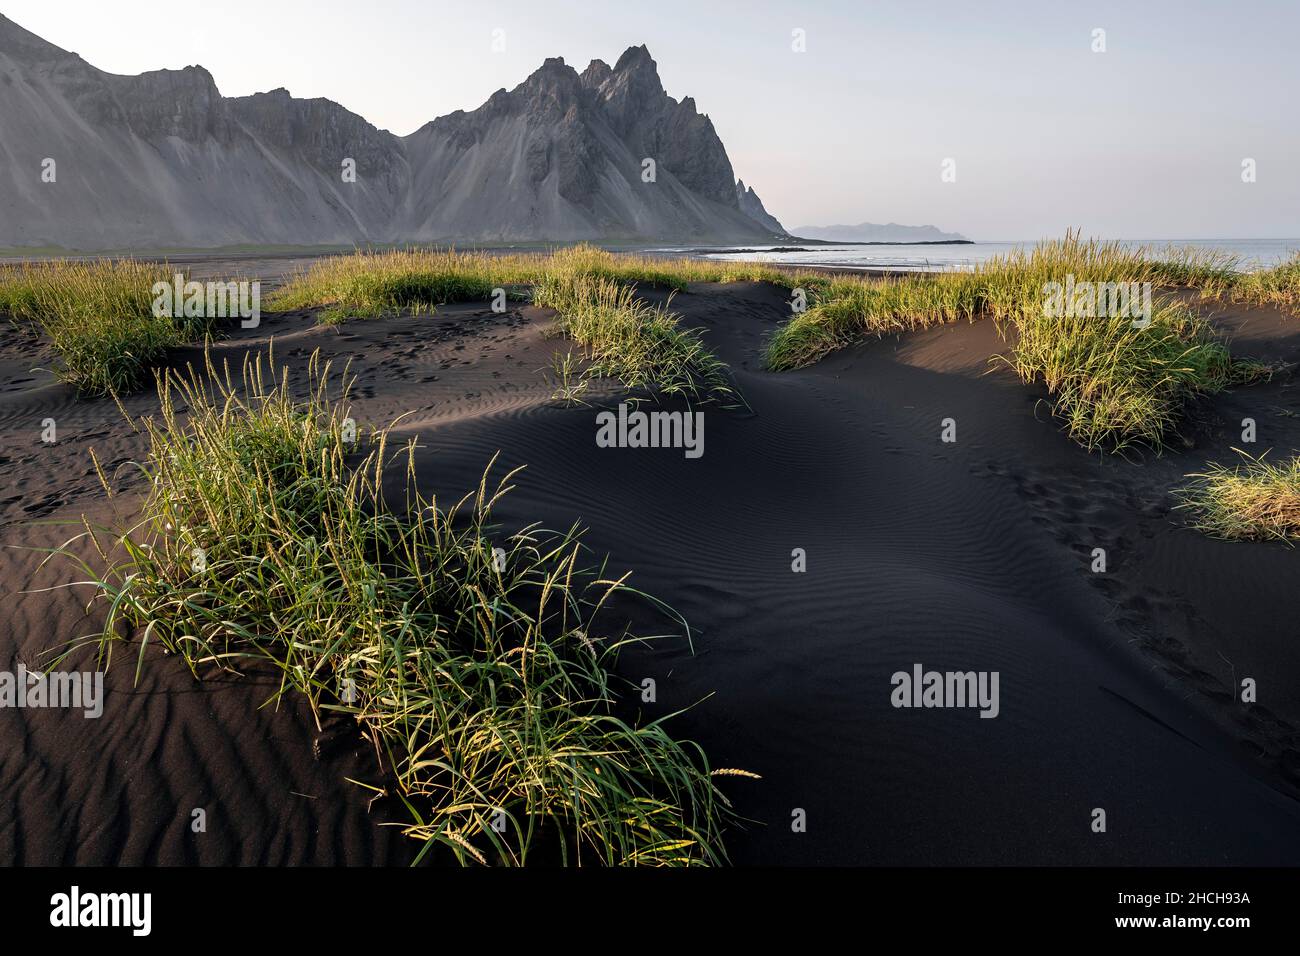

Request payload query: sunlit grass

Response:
[766,235,1245,371]
[766,234,1272,450]
[0,259,211,396]
[1233,253,1300,308]
[1176,451,1300,542]
[270,244,774,403]
[266,243,819,318]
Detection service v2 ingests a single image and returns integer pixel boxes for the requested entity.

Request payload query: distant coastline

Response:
[678,239,975,255]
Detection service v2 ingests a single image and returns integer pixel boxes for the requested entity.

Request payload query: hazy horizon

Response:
[5,0,1298,240]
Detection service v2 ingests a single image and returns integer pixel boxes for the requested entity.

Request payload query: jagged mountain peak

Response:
[596,45,666,115]
[612,44,655,71]
[514,55,589,116]
[530,55,573,78]
[580,58,612,87]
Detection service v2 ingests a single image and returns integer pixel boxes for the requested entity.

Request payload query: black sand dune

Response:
[2,275,1298,864]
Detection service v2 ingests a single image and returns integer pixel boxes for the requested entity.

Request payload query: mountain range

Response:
[0,14,788,250]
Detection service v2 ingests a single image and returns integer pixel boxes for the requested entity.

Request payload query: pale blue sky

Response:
[7,0,1297,239]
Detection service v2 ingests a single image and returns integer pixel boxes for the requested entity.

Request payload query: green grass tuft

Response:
[58,350,742,865]
[534,275,735,404]
[1000,299,1239,451]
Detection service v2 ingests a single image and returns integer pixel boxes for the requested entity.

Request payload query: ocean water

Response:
[679,238,1300,273]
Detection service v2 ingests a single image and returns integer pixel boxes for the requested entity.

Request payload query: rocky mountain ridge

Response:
[0,15,786,249]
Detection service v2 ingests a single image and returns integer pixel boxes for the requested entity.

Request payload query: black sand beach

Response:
[2,270,1298,865]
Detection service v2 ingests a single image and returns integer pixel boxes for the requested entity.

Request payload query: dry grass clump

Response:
[1177,451,1300,542]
